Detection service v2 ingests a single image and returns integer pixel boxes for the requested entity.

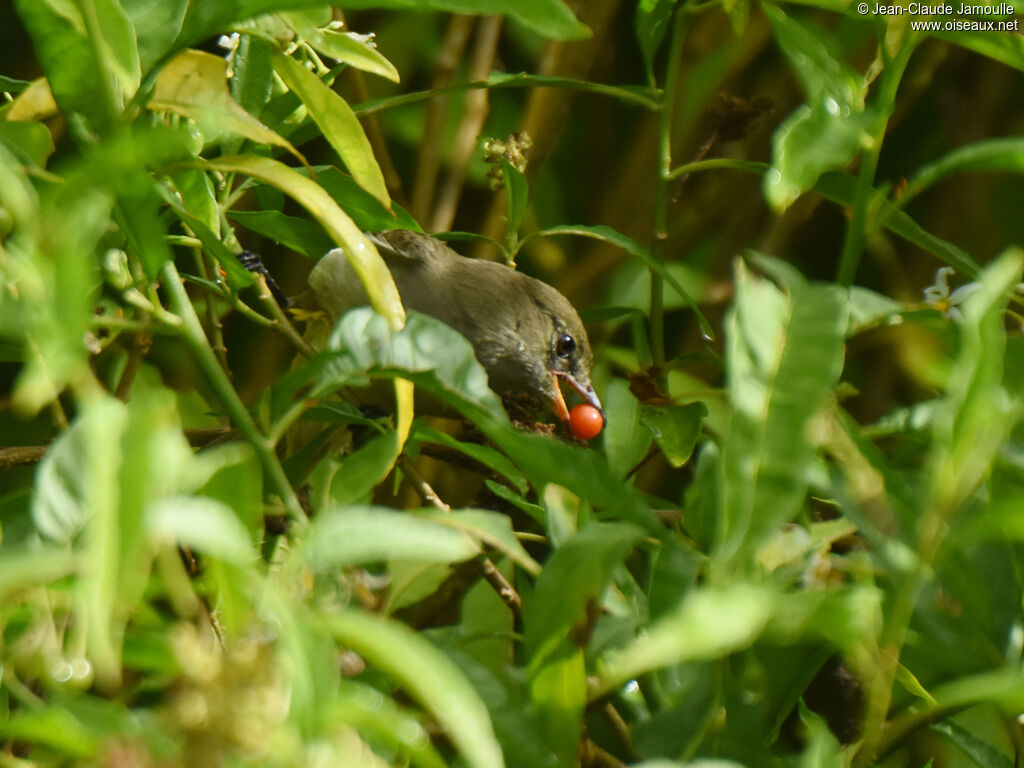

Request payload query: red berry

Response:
[569,404,604,440]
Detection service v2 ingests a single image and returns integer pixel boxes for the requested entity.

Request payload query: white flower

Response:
[923,266,980,322]
[345,31,377,48]
[218,32,241,78]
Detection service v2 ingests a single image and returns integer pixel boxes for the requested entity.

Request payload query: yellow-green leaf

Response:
[200,155,404,329]
[149,49,302,163]
[272,50,391,209]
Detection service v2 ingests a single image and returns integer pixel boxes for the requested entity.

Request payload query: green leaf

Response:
[423,508,542,575]
[15,0,111,130]
[901,137,1024,205]
[718,263,847,563]
[327,430,403,505]
[13,181,109,415]
[309,308,504,418]
[0,707,100,758]
[931,719,1014,768]
[326,609,505,768]
[593,583,777,696]
[230,32,276,119]
[272,50,391,209]
[160,181,254,289]
[150,49,301,160]
[0,120,55,167]
[292,309,659,530]
[815,171,983,277]
[927,248,1024,512]
[313,166,422,232]
[174,0,334,50]
[121,0,188,72]
[0,548,77,602]
[279,12,400,82]
[602,377,651,478]
[412,426,528,494]
[528,224,714,339]
[147,496,255,564]
[636,0,677,83]
[529,647,587,766]
[762,4,876,211]
[331,681,449,768]
[767,103,877,211]
[304,506,481,567]
[337,0,590,41]
[523,521,645,669]
[641,402,706,468]
[115,173,175,279]
[933,28,1024,73]
[200,156,405,328]
[91,0,142,100]
[0,74,31,93]
[228,209,334,258]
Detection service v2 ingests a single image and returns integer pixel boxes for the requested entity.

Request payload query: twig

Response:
[0,428,236,471]
[0,445,46,469]
[411,14,474,224]
[114,330,152,400]
[193,247,231,373]
[581,739,626,768]
[400,455,523,616]
[251,273,317,358]
[430,15,504,232]
[601,702,636,760]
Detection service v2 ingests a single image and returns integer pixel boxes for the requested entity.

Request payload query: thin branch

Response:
[430,15,504,232]
[400,456,523,616]
[411,14,474,224]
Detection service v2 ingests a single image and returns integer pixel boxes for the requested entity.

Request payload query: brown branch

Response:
[114,330,152,400]
[411,14,474,224]
[430,15,504,232]
[400,455,522,617]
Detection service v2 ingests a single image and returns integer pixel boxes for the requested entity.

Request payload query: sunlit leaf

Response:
[524,521,645,669]
[0,120,55,167]
[150,49,301,160]
[304,506,481,567]
[200,156,405,328]
[640,402,706,468]
[147,496,255,564]
[763,4,878,211]
[718,262,847,563]
[326,609,505,768]
[272,50,391,208]
[279,12,400,82]
[594,583,777,696]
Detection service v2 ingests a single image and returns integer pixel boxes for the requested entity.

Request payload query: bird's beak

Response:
[551,370,604,424]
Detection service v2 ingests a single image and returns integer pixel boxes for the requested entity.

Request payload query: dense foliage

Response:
[1,1,1023,766]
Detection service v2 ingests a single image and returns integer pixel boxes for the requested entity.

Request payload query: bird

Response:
[304,230,602,429]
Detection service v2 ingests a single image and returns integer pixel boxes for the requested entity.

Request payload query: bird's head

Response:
[479,274,602,428]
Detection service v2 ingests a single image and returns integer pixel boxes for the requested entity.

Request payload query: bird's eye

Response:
[555,334,576,357]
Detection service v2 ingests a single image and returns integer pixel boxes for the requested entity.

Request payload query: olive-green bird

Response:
[306,230,602,425]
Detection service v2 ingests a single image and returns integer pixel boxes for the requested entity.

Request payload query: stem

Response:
[649,6,689,371]
[836,36,917,286]
[161,262,305,522]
